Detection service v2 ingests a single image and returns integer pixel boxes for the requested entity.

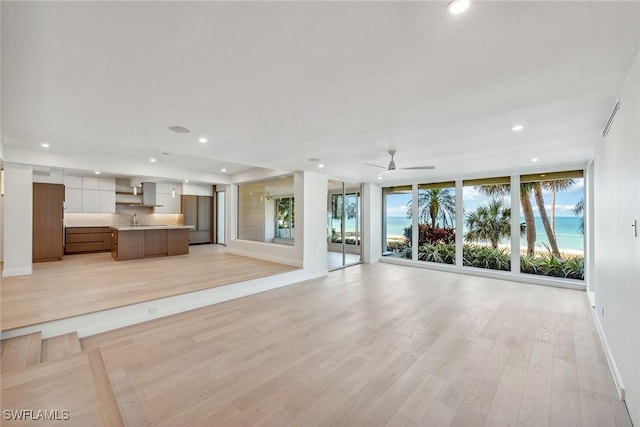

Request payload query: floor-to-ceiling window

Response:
[327,180,362,270]
[462,177,512,271]
[382,185,412,259]
[381,170,586,283]
[416,182,456,264]
[519,171,584,280]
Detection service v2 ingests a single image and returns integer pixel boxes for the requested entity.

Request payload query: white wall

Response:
[32,167,64,184]
[362,182,382,264]
[593,53,640,426]
[2,163,33,277]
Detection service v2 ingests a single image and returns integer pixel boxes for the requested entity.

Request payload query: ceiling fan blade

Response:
[366,163,388,170]
[399,166,436,170]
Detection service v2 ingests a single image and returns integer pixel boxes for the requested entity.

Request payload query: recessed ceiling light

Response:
[169,126,191,134]
[221,168,227,172]
[199,137,208,144]
[150,158,157,163]
[447,0,470,15]
[512,124,524,132]
[318,163,324,168]
[377,176,382,180]
[184,179,189,183]
[41,143,50,148]
[531,158,539,162]
[94,171,101,175]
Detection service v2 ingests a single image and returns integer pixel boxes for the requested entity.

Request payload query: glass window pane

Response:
[237,175,294,244]
[417,183,456,264]
[520,172,584,280]
[463,179,511,271]
[382,186,412,259]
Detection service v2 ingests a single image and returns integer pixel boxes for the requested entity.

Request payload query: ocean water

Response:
[382,216,584,252]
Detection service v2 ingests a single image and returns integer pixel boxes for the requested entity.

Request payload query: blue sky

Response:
[386,179,584,218]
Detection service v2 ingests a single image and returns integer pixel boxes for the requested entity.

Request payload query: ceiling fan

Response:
[366,150,435,174]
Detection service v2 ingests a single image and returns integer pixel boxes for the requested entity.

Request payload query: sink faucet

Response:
[132,213,138,227]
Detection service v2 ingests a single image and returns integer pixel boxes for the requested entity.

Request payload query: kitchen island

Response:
[110,225,194,261]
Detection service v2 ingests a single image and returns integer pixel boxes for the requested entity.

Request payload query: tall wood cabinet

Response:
[33,183,65,262]
[181,195,215,244]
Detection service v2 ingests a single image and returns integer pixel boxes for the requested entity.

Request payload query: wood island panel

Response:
[113,230,144,261]
[168,229,190,256]
[144,230,169,257]
[111,228,190,260]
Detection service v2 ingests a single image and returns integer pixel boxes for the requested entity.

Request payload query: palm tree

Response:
[573,198,584,234]
[464,199,511,249]
[476,184,537,256]
[406,188,456,228]
[533,182,560,256]
[543,179,575,235]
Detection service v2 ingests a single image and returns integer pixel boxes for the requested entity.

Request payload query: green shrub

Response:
[463,245,511,271]
[418,243,455,264]
[521,253,584,280]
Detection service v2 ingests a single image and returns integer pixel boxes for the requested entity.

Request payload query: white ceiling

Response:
[2,1,639,184]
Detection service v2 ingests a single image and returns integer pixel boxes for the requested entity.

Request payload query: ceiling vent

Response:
[602,100,620,138]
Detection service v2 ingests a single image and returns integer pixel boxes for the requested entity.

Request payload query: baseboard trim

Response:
[225,247,303,268]
[2,266,33,277]
[591,307,626,401]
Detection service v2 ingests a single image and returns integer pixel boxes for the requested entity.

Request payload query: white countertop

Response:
[110,225,195,231]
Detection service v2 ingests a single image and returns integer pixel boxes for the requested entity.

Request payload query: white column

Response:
[510,174,521,274]
[302,171,328,274]
[362,182,382,264]
[2,163,33,277]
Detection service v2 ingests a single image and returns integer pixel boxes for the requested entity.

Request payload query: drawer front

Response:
[66,233,106,243]
[65,241,107,253]
[66,227,109,234]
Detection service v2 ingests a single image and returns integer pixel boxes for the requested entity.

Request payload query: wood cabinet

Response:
[182,195,214,244]
[111,230,145,261]
[65,227,111,254]
[33,183,65,262]
[111,228,190,260]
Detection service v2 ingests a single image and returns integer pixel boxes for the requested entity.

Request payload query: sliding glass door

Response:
[327,180,363,270]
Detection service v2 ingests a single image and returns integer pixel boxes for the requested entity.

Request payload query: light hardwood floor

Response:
[1,245,296,331]
[81,263,632,427]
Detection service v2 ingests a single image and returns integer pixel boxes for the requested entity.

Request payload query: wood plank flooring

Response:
[1,245,296,331]
[80,263,631,426]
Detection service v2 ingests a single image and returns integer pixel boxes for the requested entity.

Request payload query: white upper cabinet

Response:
[155,183,181,214]
[64,175,115,213]
[64,175,83,189]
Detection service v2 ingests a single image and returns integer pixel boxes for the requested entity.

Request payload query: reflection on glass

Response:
[327,181,362,269]
[237,175,294,244]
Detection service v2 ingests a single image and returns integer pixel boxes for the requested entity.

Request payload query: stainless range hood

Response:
[141,182,164,207]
